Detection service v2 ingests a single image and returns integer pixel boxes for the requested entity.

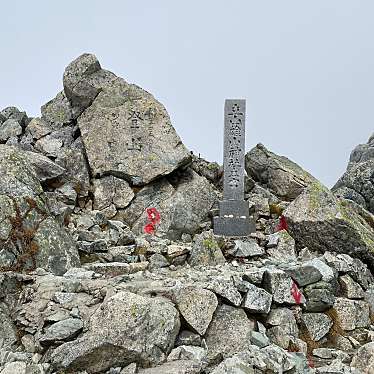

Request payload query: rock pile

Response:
[0,53,373,374]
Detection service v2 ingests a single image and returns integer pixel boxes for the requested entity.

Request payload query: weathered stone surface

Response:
[167,345,206,363]
[188,230,225,267]
[205,278,242,306]
[245,143,318,200]
[0,119,22,141]
[0,303,17,349]
[285,262,322,287]
[243,283,272,314]
[339,274,364,299]
[266,308,298,349]
[137,360,202,374]
[51,291,180,372]
[304,281,335,312]
[39,318,83,343]
[35,134,63,157]
[205,304,255,361]
[0,145,79,275]
[301,313,333,341]
[284,182,374,268]
[263,269,305,305]
[72,54,190,185]
[333,134,374,214]
[266,230,297,263]
[41,91,74,125]
[125,171,217,239]
[174,287,217,335]
[233,239,264,257]
[26,117,52,140]
[351,342,374,373]
[93,176,134,210]
[0,106,28,127]
[333,297,370,331]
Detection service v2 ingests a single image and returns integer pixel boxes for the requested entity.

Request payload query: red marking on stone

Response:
[144,223,155,235]
[146,207,161,224]
[276,215,288,232]
[143,207,161,235]
[291,281,302,304]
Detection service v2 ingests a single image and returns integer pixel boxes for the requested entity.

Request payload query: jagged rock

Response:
[266,230,297,263]
[123,171,217,239]
[175,331,202,347]
[263,269,305,305]
[93,176,134,211]
[188,230,225,267]
[205,278,242,306]
[0,362,27,374]
[339,275,364,299]
[301,313,333,341]
[304,281,335,312]
[26,118,52,140]
[54,139,91,196]
[39,318,83,343]
[50,291,180,372]
[250,331,270,348]
[333,134,374,213]
[22,149,65,182]
[0,119,22,141]
[41,91,74,125]
[0,304,17,349]
[0,145,79,274]
[149,253,169,269]
[174,287,217,335]
[137,360,202,374]
[0,107,28,127]
[333,297,370,330]
[243,283,272,314]
[266,308,298,349]
[283,182,374,269]
[190,154,222,185]
[205,304,255,361]
[232,239,264,257]
[245,143,318,200]
[167,345,206,362]
[66,54,190,185]
[34,134,63,157]
[351,342,374,373]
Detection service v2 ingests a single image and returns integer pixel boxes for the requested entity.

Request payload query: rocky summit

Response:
[0,53,373,374]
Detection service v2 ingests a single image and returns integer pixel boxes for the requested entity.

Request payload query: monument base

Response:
[213,216,255,237]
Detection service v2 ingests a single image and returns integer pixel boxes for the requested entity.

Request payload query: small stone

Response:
[149,253,169,269]
[306,258,335,282]
[263,269,305,305]
[0,119,22,141]
[301,313,333,341]
[121,363,137,374]
[266,230,297,262]
[285,262,322,287]
[304,281,335,312]
[243,283,272,314]
[175,331,202,347]
[333,297,370,331]
[39,318,83,343]
[205,278,242,307]
[35,134,63,157]
[175,287,218,335]
[351,342,374,373]
[250,331,270,348]
[339,274,364,299]
[26,117,52,139]
[313,348,333,359]
[167,345,206,362]
[233,239,264,257]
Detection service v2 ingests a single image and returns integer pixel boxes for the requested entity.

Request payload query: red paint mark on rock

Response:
[276,215,288,232]
[291,281,302,304]
[307,357,315,368]
[146,207,161,224]
[143,207,161,235]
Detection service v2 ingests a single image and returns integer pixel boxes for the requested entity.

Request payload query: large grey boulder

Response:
[0,145,79,274]
[205,304,255,361]
[333,134,374,213]
[123,170,217,239]
[283,182,374,269]
[245,144,318,200]
[50,291,180,373]
[66,53,190,185]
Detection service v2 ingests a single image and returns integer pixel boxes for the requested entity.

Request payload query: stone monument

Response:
[214,99,255,236]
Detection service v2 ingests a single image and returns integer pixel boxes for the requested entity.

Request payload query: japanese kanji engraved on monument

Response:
[214,99,255,236]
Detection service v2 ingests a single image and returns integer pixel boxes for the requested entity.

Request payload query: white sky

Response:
[1,1,373,187]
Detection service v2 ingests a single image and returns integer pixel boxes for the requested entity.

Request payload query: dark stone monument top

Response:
[214,99,255,237]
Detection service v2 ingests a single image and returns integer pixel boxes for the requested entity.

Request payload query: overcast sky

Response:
[1,1,373,187]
